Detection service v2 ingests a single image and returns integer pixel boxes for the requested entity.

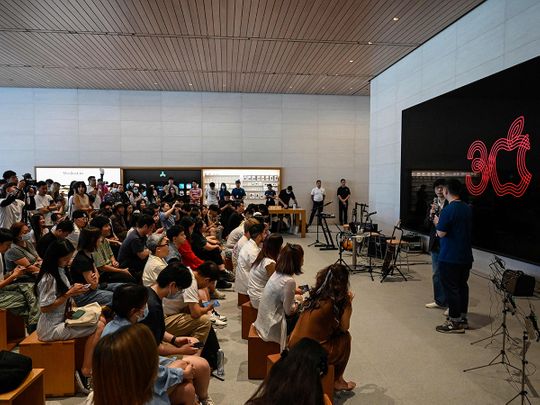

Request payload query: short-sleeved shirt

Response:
[36,232,58,258]
[70,251,94,284]
[142,287,166,345]
[189,188,202,205]
[436,200,473,265]
[34,193,55,225]
[248,257,275,309]
[92,239,113,268]
[163,268,198,316]
[205,187,219,206]
[142,255,167,287]
[311,187,325,202]
[337,186,351,202]
[265,190,276,206]
[159,212,175,230]
[0,197,25,229]
[165,242,182,263]
[236,239,261,295]
[278,190,296,207]
[231,187,246,201]
[118,229,148,274]
[5,243,39,272]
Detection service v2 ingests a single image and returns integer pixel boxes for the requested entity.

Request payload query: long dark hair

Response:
[252,233,283,268]
[246,338,327,405]
[179,216,195,241]
[34,239,75,297]
[302,264,351,323]
[29,213,46,242]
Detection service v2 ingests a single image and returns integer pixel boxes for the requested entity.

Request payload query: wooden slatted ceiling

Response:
[0,0,483,95]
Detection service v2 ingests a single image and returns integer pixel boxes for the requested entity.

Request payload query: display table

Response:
[267,207,306,238]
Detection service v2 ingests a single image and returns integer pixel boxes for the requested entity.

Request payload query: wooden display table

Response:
[0,368,45,405]
[267,207,307,238]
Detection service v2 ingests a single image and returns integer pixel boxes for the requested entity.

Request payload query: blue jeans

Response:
[431,252,447,307]
[73,283,123,307]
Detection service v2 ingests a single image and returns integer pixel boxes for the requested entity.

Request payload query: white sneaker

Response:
[200,396,216,405]
[212,309,227,322]
[425,302,445,309]
[444,308,449,316]
[210,314,227,328]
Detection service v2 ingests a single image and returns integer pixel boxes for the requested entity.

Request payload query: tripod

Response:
[380,223,407,282]
[308,210,325,247]
[334,232,353,272]
[464,295,520,373]
[506,331,532,405]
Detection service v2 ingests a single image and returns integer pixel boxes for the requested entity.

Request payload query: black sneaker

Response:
[436,320,465,334]
[460,318,469,330]
[75,370,92,394]
[216,279,232,289]
[222,270,235,282]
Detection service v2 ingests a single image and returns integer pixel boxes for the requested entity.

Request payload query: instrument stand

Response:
[464,296,520,374]
[319,212,337,251]
[380,226,407,282]
[308,211,325,247]
[334,232,353,272]
[506,331,532,405]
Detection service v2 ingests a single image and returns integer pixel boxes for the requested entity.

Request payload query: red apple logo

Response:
[466,116,531,197]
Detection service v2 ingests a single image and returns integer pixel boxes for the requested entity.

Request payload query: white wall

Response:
[369,0,540,274]
[0,89,369,217]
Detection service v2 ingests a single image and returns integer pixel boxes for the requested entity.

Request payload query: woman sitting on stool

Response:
[289,263,356,392]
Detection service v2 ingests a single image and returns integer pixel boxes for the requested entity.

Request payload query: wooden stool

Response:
[237,293,249,306]
[19,332,87,397]
[267,353,335,403]
[241,301,258,340]
[0,368,45,405]
[248,324,280,379]
[0,309,26,351]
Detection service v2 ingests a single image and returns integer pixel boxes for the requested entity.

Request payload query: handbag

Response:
[65,302,102,327]
[0,351,32,393]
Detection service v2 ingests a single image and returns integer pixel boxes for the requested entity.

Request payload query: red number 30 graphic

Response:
[465,116,532,197]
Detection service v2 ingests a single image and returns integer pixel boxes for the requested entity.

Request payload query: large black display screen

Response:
[401,56,540,264]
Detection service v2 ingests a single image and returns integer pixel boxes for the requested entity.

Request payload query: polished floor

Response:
[48,232,540,405]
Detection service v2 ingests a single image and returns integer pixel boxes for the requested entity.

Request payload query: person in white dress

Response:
[248,234,283,309]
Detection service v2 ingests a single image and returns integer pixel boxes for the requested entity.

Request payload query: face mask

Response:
[221,186,225,190]
[21,233,33,241]
[111,188,118,193]
[286,190,291,194]
[136,305,149,322]
[133,188,139,194]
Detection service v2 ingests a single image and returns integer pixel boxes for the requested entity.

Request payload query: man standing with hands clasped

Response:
[307,180,325,232]
[337,179,351,225]
[433,179,473,334]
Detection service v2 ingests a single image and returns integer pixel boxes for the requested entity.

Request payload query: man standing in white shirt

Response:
[307,180,325,231]
[34,181,57,227]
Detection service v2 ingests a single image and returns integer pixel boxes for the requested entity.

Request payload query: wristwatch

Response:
[170,335,177,346]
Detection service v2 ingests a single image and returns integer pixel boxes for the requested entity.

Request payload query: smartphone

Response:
[83,284,91,289]
[71,309,86,319]
[299,284,309,293]
[191,341,204,349]
[213,300,220,307]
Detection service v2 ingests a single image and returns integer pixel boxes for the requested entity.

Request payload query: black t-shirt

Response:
[70,251,94,284]
[265,190,276,206]
[337,186,351,201]
[117,230,148,274]
[278,189,296,207]
[191,232,207,259]
[36,232,58,258]
[141,287,165,346]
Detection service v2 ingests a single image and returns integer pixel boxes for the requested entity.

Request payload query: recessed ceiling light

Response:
[393,17,399,21]
[118,81,123,84]
[188,83,192,86]
[322,87,325,89]
[368,41,373,45]
[349,60,354,63]
[153,82,158,85]
[289,86,292,89]
[350,87,353,90]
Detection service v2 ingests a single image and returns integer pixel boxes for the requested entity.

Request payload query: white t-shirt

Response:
[248,257,275,309]
[205,187,219,206]
[163,268,199,316]
[0,198,25,229]
[235,239,261,295]
[142,255,167,287]
[34,193,55,225]
[232,235,248,264]
[311,187,325,202]
[225,222,245,249]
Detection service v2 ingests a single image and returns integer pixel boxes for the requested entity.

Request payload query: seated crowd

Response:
[0,169,355,404]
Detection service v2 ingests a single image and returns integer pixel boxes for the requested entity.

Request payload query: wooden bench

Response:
[0,368,45,405]
[267,353,335,403]
[0,309,26,351]
[237,293,249,306]
[248,324,280,379]
[241,301,258,340]
[18,332,87,397]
